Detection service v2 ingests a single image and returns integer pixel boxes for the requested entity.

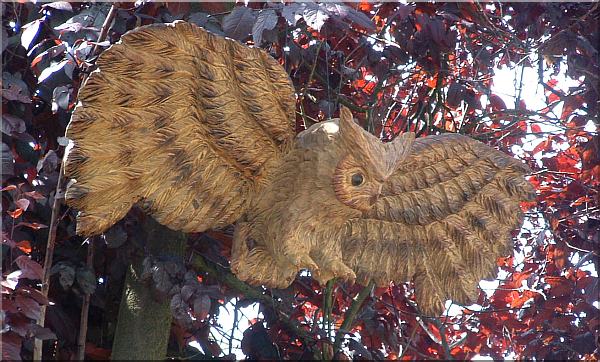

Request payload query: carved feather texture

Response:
[65,22,536,315]
[64,22,296,236]
[343,134,536,315]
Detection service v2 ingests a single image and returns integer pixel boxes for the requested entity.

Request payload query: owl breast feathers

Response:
[64,21,535,315]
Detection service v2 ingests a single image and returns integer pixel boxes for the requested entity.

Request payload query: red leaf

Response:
[8,208,23,219]
[358,1,373,12]
[488,94,506,111]
[550,315,575,331]
[85,342,112,360]
[545,276,574,298]
[560,95,584,121]
[548,91,561,104]
[426,74,438,89]
[16,240,32,254]
[16,222,48,230]
[530,123,542,133]
[1,332,22,361]
[532,137,553,155]
[14,255,43,280]
[23,191,46,200]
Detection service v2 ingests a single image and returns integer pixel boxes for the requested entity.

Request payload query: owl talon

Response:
[330,260,356,283]
[285,252,320,272]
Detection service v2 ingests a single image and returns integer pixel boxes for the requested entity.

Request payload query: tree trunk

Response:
[111,217,186,360]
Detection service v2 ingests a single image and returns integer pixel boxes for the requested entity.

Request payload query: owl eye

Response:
[351,173,364,186]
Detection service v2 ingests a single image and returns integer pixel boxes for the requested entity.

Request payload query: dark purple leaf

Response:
[303,3,329,31]
[42,1,73,12]
[153,264,173,295]
[223,6,256,41]
[1,332,22,361]
[2,73,31,103]
[31,43,67,70]
[15,294,41,320]
[76,266,96,295]
[54,21,83,33]
[15,199,30,212]
[170,294,193,328]
[282,3,303,26]
[181,285,196,303]
[192,294,211,321]
[50,262,75,289]
[37,150,59,174]
[584,276,598,306]
[252,9,278,45]
[7,312,31,337]
[73,41,93,62]
[103,224,128,248]
[51,85,71,113]
[1,114,26,136]
[1,270,21,290]
[1,84,31,103]
[28,324,58,340]
[394,4,415,21]
[38,59,75,83]
[21,19,43,51]
[325,4,375,32]
[188,12,210,28]
[1,142,14,179]
[14,256,43,280]
[344,8,376,32]
[17,286,49,305]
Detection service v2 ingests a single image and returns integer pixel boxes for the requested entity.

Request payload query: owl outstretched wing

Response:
[64,22,296,236]
[341,134,535,315]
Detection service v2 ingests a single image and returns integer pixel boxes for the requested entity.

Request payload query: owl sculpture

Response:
[64,22,535,314]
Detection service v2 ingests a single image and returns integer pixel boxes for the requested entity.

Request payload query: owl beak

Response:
[368,195,379,207]
[368,184,384,207]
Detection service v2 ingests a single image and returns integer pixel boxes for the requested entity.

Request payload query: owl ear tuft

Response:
[338,106,407,178]
[338,105,382,162]
[338,106,362,137]
[338,106,379,145]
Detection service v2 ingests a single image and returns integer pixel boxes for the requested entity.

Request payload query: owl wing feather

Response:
[64,22,296,236]
[341,133,535,315]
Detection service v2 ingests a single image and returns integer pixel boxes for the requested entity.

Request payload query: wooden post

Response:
[111,217,186,360]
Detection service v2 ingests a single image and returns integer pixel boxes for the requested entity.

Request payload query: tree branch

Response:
[190,253,316,349]
[332,281,374,355]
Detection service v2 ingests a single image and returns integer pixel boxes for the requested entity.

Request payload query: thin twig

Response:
[432,318,453,360]
[228,298,238,356]
[77,238,95,360]
[322,279,335,360]
[90,4,119,58]
[299,41,323,128]
[33,164,64,361]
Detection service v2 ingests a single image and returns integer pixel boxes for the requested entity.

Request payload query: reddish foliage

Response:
[2,1,598,360]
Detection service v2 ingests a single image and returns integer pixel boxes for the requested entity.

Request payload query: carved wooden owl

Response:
[64,22,535,315]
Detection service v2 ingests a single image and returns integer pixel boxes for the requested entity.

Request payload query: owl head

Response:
[332,107,415,212]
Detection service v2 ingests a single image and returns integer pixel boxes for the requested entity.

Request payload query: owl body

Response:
[65,22,535,314]
[235,119,364,287]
